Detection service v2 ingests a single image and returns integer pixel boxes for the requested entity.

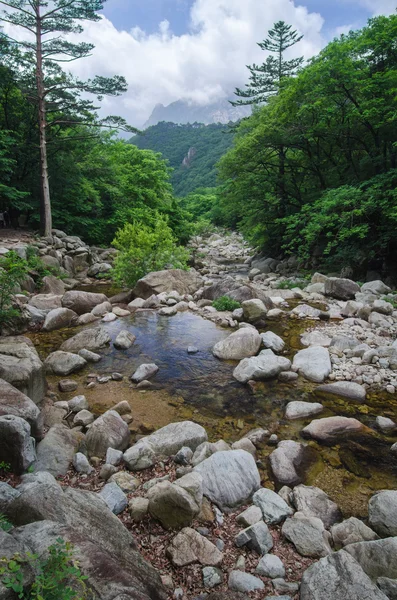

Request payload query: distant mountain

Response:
[131,121,235,197]
[144,99,251,128]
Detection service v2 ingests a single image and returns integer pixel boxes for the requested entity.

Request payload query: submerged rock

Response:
[131,363,159,383]
[285,401,323,420]
[302,416,367,443]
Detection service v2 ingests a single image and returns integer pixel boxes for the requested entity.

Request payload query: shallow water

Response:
[29,308,397,517]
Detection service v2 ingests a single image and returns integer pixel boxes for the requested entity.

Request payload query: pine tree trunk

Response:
[35,3,52,236]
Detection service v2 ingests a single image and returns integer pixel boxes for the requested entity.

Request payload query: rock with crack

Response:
[0,336,46,403]
[35,425,84,476]
[235,520,274,554]
[292,485,342,529]
[282,512,332,557]
[331,517,379,549]
[194,450,260,512]
[167,527,223,567]
[253,488,293,524]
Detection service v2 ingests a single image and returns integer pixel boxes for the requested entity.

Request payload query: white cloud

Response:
[65,0,325,127]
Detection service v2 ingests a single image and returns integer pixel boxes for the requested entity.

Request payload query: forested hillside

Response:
[131,122,234,196]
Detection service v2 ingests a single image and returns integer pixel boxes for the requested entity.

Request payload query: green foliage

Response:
[212,296,241,311]
[276,279,307,290]
[0,461,10,472]
[112,215,190,287]
[132,122,234,197]
[0,538,91,600]
[0,251,28,327]
[0,514,12,532]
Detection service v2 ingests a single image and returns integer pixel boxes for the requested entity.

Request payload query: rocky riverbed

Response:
[0,229,397,600]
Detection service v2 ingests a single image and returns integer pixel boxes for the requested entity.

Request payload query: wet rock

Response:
[62,290,108,315]
[331,517,379,548]
[131,363,159,382]
[315,381,366,403]
[269,440,306,487]
[0,336,46,404]
[114,330,136,350]
[44,351,86,375]
[368,490,397,537]
[35,425,83,476]
[282,512,332,557]
[98,482,128,514]
[256,554,285,579]
[324,278,360,300]
[345,537,397,579]
[42,307,77,332]
[213,328,261,361]
[0,379,41,436]
[167,527,223,566]
[85,410,130,458]
[300,550,389,600]
[78,348,101,363]
[234,349,291,383]
[228,571,264,593]
[253,488,293,524]
[302,416,367,443]
[375,416,396,433]
[129,497,149,521]
[292,485,342,528]
[285,401,323,420]
[203,566,223,588]
[0,415,36,474]
[194,450,260,512]
[292,347,331,383]
[73,452,93,474]
[242,299,268,321]
[261,331,285,352]
[236,505,263,527]
[235,520,273,554]
[60,327,111,353]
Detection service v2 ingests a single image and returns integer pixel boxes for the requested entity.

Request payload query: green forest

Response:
[1,7,397,277]
[131,122,234,197]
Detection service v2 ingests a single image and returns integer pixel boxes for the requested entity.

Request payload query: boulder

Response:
[98,482,128,515]
[44,351,86,375]
[242,299,268,321]
[213,328,262,361]
[331,517,379,548]
[85,410,130,458]
[128,420,207,461]
[129,497,149,522]
[361,280,391,295]
[377,578,397,600]
[315,381,366,403]
[91,301,113,317]
[203,566,223,589]
[68,394,89,412]
[133,269,203,299]
[28,294,62,311]
[285,401,323,420]
[292,347,331,383]
[228,571,264,593]
[35,425,83,476]
[282,512,332,557]
[368,490,397,537]
[167,527,223,566]
[78,348,101,363]
[60,327,111,353]
[300,550,389,600]
[114,330,136,350]
[253,488,293,524]
[0,379,41,436]
[269,440,306,487]
[233,349,291,383]
[109,471,139,493]
[324,278,361,300]
[0,415,36,474]
[256,554,285,579]
[302,416,366,443]
[376,416,396,433]
[235,520,274,554]
[0,482,21,513]
[201,276,256,302]
[131,363,159,383]
[73,452,93,474]
[76,313,99,326]
[292,485,342,528]
[42,307,77,332]
[345,538,397,580]
[148,479,201,529]
[261,331,285,352]
[236,506,263,527]
[41,275,66,295]
[194,450,260,512]
[61,290,108,315]
[73,409,94,427]
[0,336,46,404]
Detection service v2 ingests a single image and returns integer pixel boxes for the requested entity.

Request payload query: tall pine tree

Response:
[0,0,136,235]
[232,21,304,106]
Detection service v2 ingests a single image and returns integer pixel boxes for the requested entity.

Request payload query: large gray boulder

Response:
[86,410,130,458]
[44,351,86,375]
[368,490,397,537]
[34,425,84,476]
[42,307,77,332]
[282,512,332,557]
[361,280,391,296]
[300,550,388,600]
[213,328,262,360]
[345,538,397,580]
[0,415,36,474]
[331,517,379,548]
[324,278,361,300]
[233,349,291,383]
[292,485,342,529]
[292,347,331,383]
[148,478,201,529]
[252,488,293,524]
[194,450,260,512]
[269,440,306,487]
[302,416,367,443]
[133,269,203,299]
[60,327,111,353]
[61,290,108,315]
[28,294,62,311]
[241,299,268,321]
[41,275,66,295]
[0,379,41,436]
[98,482,128,515]
[0,336,46,404]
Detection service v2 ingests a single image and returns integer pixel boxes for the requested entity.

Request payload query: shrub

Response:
[212,296,241,311]
[0,514,12,532]
[0,251,29,327]
[0,538,91,600]
[112,215,190,287]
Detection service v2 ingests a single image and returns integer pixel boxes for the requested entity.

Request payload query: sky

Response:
[4,0,396,127]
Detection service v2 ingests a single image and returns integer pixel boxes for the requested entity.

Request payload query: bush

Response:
[212,296,241,311]
[0,514,12,532]
[0,538,92,600]
[0,251,29,327]
[112,215,190,287]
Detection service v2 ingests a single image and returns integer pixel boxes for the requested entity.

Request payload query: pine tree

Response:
[0,0,137,236]
[231,21,304,106]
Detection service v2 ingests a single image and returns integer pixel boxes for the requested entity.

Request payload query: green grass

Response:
[212,296,241,311]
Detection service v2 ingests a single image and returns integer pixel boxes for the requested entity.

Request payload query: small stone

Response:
[188,346,199,354]
[236,506,263,527]
[253,488,293,524]
[376,416,396,433]
[99,464,117,481]
[72,452,93,475]
[174,446,194,465]
[256,554,286,579]
[73,409,94,427]
[272,579,299,594]
[228,571,264,593]
[112,372,123,381]
[78,349,101,363]
[235,555,246,571]
[129,497,149,522]
[105,447,124,466]
[68,395,89,413]
[203,567,222,589]
[58,380,78,393]
[98,482,128,514]
[235,521,273,555]
[109,471,140,493]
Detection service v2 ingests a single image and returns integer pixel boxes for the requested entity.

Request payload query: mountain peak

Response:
[144,98,250,128]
